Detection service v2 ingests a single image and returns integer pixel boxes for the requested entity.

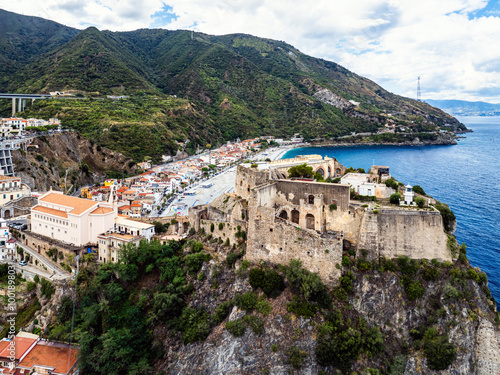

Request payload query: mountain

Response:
[0,9,79,86]
[426,99,500,116]
[0,10,467,161]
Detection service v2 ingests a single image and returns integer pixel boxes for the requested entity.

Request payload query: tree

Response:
[390,193,401,204]
[414,196,425,208]
[413,185,426,196]
[385,178,399,190]
[288,164,314,178]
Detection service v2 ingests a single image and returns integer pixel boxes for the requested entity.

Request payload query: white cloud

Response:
[1,0,500,101]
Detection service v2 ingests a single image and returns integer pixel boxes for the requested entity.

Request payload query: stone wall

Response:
[199,219,246,247]
[358,208,451,261]
[234,165,270,200]
[246,203,342,286]
[275,180,350,210]
[21,231,81,268]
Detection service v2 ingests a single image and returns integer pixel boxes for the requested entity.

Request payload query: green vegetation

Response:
[413,185,426,196]
[286,345,308,369]
[390,193,401,205]
[288,164,314,178]
[435,201,456,232]
[249,266,286,298]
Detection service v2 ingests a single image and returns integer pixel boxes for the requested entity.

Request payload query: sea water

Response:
[282,117,500,305]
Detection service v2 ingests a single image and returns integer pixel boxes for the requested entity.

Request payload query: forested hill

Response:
[0,9,466,161]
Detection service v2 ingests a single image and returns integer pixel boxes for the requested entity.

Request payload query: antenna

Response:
[417,76,421,102]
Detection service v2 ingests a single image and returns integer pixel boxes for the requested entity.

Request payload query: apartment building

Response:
[97,216,154,263]
[0,175,30,205]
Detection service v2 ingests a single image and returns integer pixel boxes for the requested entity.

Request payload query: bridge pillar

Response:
[18,98,22,112]
[12,98,15,116]
[22,99,26,111]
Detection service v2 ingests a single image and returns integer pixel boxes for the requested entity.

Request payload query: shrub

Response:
[415,196,425,208]
[256,299,272,316]
[213,301,233,324]
[424,336,457,371]
[210,223,215,232]
[286,346,308,369]
[329,203,337,211]
[271,344,278,352]
[385,178,398,189]
[249,267,285,298]
[390,193,401,204]
[405,281,425,301]
[422,267,439,281]
[287,297,317,318]
[33,275,40,284]
[26,282,36,292]
[435,202,456,233]
[234,291,258,311]
[185,252,211,274]
[40,278,55,299]
[250,163,258,168]
[226,252,242,268]
[413,185,426,196]
[244,315,265,335]
[226,319,246,337]
[342,255,351,268]
[179,306,211,344]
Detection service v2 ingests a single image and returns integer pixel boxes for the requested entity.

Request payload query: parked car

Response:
[19,260,27,266]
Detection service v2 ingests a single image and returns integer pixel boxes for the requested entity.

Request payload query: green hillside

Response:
[0,10,466,161]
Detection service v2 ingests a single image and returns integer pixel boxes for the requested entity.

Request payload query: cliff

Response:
[11,132,137,191]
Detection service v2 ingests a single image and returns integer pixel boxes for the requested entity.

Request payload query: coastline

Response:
[267,138,459,161]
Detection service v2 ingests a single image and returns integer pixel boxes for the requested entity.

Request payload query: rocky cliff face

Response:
[12,132,137,191]
[158,254,499,375]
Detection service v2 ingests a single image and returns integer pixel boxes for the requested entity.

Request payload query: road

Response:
[15,240,71,279]
[161,166,237,217]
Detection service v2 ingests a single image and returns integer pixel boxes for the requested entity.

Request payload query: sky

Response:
[2,0,500,102]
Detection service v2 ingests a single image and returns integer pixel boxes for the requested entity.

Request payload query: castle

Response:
[190,155,451,286]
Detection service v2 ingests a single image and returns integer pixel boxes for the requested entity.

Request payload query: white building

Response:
[31,191,116,246]
[97,217,155,263]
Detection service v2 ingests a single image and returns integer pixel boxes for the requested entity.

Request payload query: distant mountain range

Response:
[0,8,466,161]
[425,99,500,116]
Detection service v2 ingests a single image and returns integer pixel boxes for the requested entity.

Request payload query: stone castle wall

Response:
[246,203,342,286]
[357,208,451,261]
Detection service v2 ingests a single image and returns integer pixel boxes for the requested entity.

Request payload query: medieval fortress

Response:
[190,154,451,286]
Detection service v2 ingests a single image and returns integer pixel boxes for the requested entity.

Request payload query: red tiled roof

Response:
[20,341,78,374]
[32,205,68,218]
[0,337,37,360]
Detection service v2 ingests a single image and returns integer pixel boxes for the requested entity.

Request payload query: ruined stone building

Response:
[190,155,452,286]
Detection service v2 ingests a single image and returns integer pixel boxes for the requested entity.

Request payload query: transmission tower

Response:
[417,76,421,102]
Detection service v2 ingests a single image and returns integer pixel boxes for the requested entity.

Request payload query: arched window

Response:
[291,209,299,224]
[306,213,315,230]
[279,210,288,220]
[316,168,324,177]
[308,195,315,204]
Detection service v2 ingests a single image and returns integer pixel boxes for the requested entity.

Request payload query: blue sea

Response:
[282,117,500,305]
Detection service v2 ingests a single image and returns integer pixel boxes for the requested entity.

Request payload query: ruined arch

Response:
[315,168,324,177]
[279,210,288,220]
[308,195,315,204]
[306,213,315,230]
[291,209,299,224]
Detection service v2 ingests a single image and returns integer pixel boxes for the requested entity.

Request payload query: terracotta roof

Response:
[131,203,142,207]
[90,207,114,215]
[32,205,68,218]
[7,238,15,243]
[117,187,128,193]
[20,341,78,374]
[0,336,37,360]
[39,193,98,215]
[119,205,131,211]
[0,175,20,181]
